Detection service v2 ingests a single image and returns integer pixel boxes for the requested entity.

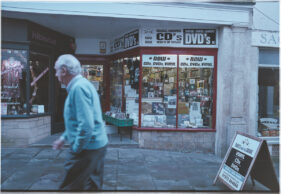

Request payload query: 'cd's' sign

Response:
[184,29,216,45]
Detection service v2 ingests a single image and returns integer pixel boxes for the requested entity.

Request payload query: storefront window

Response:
[29,51,50,114]
[258,68,279,137]
[123,57,139,125]
[141,55,177,128]
[81,65,104,97]
[110,59,123,111]
[1,49,27,115]
[141,54,214,129]
[178,55,214,128]
[258,49,279,137]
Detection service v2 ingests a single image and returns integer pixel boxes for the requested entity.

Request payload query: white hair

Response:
[55,54,81,75]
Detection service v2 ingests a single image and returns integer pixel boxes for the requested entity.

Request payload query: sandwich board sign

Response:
[214,131,279,191]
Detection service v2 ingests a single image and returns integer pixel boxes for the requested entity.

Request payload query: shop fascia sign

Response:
[109,28,218,54]
[252,31,279,48]
[140,28,218,48]
[110,29,139,53]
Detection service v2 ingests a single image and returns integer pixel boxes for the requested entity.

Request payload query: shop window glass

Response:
[110,60,123,111]
[178,55,214,128]
[258,68,279,137]
[178,68,214,128]
[29,52,50,114]
[123,57,140,125]
[1,49,27,115]
[81,64,104,97]
[259,48,279,65]
[141,55,177,128]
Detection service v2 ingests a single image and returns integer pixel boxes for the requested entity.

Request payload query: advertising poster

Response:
[1,49,27,103]
[142,55,177,68]
[179,55,214,68]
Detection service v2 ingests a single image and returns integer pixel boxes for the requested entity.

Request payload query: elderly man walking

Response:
[53,54,108,191]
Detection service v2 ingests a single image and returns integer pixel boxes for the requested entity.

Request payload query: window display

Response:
[29,52,50,114]
[123,57,139,125]
[110,59,123,111]
[140,54,214,129]
[141,55,177,128]
[81,64,104,97]
[1,49,27,115]
[178,55,214,128]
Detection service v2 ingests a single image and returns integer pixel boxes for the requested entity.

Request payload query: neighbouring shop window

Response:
[123,57,140,125]
[1,49,27,115]
[82,65,104,97]
[29,52,50,114]
[141,55,177,128]
[178,55,214,128]
[110,59,123,112]
[258,48,279,137]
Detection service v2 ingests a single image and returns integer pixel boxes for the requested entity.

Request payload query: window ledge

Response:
[1,113,51,119]
[133,127,216,132]
[260,136,280,145]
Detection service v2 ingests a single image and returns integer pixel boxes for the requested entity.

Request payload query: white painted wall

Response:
[253,1,279,31]
[75,38,109,55]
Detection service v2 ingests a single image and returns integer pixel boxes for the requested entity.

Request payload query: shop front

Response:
[104,28,218,152]
[252,31,280,156]
[2,1,261,156]
[1,18,75,146]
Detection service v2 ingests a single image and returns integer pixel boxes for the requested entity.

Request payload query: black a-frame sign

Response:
[214,131,279,191]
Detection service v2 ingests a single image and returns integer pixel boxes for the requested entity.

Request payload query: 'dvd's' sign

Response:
[214,131,279,191]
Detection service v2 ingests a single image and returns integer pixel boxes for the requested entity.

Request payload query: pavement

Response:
[1,131,280,192]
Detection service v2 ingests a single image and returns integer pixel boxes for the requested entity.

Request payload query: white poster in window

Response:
[142,55,177,68]
[179,55,214,68]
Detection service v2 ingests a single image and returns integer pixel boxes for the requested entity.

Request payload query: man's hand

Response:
[53,138,65,150]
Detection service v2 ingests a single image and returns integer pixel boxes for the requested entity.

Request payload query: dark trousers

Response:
[60,146,107,191]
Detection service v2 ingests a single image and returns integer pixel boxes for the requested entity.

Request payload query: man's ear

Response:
[61,66,67,76]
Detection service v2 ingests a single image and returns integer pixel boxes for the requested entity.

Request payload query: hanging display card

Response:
[214,131,279,192]
[142,55,177,68]
[179,55,214,68]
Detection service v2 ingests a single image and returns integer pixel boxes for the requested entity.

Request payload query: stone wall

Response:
[2,116,51,147]
[133,130,215,153]
[215,26,258,158]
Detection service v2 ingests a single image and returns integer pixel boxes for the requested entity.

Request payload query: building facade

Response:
[1,1,279,157]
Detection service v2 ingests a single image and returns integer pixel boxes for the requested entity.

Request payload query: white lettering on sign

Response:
[140,28,217,48]
[232,134,260,158]
[184,29,216,45]
[179,55,214,68]
[142,55,177,68]
[252,31,279,48]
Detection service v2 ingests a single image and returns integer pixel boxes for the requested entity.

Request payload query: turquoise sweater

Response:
[61,75,108,153]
